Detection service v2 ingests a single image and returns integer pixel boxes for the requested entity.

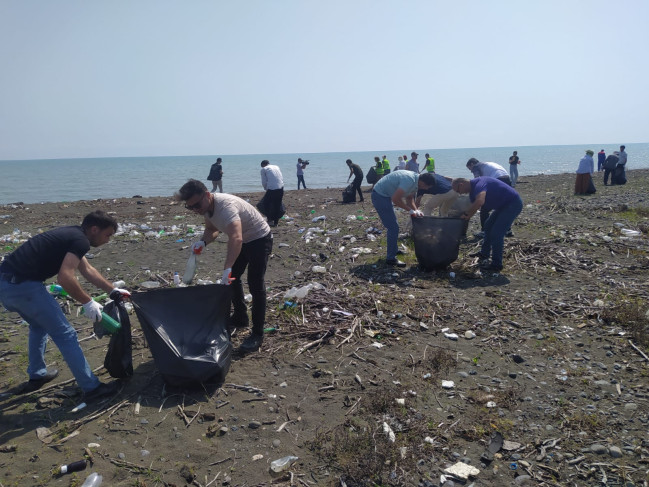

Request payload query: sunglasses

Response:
[185,194,204,210]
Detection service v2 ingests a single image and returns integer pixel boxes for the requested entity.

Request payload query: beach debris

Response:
[140,280,160,289]
[444,332,459,340]
[270,455,299,473]
[443,461,480,480]
[441,380,455,389]
[311,265,326,273]
[382,422,396,443]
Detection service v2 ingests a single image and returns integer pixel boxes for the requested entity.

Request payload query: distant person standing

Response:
[575,150,595,195]
[508,151,521,187]
[296,158,308,190]
[597,149,606,172]
[405,152,420,173]
[207,158,224,193]
[346,159,364,202]
[618,145,627,166]
[422,153,435,174]
[614,145,628,185]
[396,156,406,171]
[260,160,284,227]
[382,155,391,175]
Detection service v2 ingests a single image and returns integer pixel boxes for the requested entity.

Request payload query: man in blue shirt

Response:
[452,177,523,274]
[415,173,459,217]
[372,171,436,267]
[597,150,606,172]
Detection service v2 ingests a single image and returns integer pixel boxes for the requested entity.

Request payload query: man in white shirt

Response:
[260,160,285,227]
[466,158,513,237]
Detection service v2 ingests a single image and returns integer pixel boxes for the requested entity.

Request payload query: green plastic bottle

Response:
[99,312,121,334]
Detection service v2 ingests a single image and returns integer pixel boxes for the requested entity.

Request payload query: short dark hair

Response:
[346,159,353,164]
[466,158,479,168]
[374,156,380,162]
[261,160,269,167]
[419,172,436,186]
[620,145,625,150]
[81,210,118,232]
[175,179,207,202]
[216,157,222,163]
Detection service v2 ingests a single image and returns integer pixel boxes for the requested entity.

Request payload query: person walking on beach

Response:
[0,211,127,399]
[597,149,606,172]
[466,158,512,236]
[372,170,436,267]
[575,150,595,195]
[346,159,364,202]
[296,158,308,190]
[260,160,284,227]
[422,153,435,174]
[207,158,224,193]
[405,152,420,173]
[452,177,523,274]
[176,179,273,354]
[508,151,521,187]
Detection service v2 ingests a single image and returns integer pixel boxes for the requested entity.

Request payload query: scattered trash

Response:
[443,461,480,480]
[80,472,103,487]
[441,380,455,389]
[311,265,326,273]
[270,455,299,473]
[57,459,87,475]
[383,422,396,443]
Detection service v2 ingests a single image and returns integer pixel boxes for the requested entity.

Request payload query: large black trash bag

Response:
[256,194,286,219]
[342,183,356,203]
[131,284,232,387]
[103,292,133,379]
[411,216,465,270]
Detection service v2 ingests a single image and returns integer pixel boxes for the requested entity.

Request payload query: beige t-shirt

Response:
[206,193,270,243]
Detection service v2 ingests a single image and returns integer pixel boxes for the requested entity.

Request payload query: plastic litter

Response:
[58,459,87,475]
[80,472,103,486]
[270,455,299,473]
[183,253,197,284]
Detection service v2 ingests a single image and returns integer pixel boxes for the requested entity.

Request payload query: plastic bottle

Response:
[59,459,87,474]
[81,309,121,334]
[173,272,180,286]
[183,253,197,284]
[269,455,298,473]
[49,284,68,297]
[80,472,103,486]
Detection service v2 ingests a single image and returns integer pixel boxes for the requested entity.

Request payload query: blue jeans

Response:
[0,279,100,391]
[372,191,398,261]
[509,164,519,187]
[297,175,306,189]
[480,196,523,269]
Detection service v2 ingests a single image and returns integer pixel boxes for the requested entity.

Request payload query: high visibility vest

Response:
[375,162,384,175]
[382,159,390,172]
[425,157,435,173]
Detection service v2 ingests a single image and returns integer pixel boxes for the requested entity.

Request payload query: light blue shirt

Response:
[576,155,594,174]
[373,170,419,198]
[618,150,627,165]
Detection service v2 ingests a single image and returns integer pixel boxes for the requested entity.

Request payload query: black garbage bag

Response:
[411,216,465,270]
[102,293,133,379]
[342,183,356,203]
[131,284,232,387]
[366,166,378,185]
[256,193,286,219]
[613,165,627,185]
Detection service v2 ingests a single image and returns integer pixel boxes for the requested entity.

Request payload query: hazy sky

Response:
[1,0,647,160]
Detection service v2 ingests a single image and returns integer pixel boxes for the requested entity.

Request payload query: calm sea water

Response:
[1,143,647,205]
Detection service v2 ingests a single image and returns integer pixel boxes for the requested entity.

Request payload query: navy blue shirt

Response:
[470,177,521,211]
[416,174,452,197]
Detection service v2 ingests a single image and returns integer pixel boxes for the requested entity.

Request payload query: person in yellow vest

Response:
[423,153,435,174]
[372,156,384,190]
[382,155,391,175]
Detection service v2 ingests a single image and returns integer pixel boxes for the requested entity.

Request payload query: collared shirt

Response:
[206,193,270,243]
[373,170,419,198]
[470,177,521,211]
[576,155,594,174]
[470,161,508,179]
[618,150,627,165]
[261,164,284,190]
[405,158,419,173]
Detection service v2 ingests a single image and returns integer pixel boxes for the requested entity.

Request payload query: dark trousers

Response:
[297,175,306,189]
[352,176,364,200]
[265,188,284,224]
[603,167,614,185]
[480,176,512,230]
[230,232,273,334]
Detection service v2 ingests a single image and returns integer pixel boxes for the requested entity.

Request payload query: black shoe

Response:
[22,368,59,393]
[85,381,120,401]
[386,259,406,268]
[469,251,488,259]
[481,264,503,274]
[237,333,263,354]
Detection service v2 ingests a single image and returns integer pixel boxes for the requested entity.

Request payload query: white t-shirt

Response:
[261,165,284,190]
[206,193,270,243]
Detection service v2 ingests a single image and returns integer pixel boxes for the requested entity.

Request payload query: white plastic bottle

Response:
[80,472,103,486]
[182,253,197,284]
[270,455,299,473]
[173,272,180,286]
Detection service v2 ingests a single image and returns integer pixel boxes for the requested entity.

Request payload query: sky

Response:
[1,0,648,160]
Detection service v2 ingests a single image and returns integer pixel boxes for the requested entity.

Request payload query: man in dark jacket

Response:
[207,158,224,193]
[603,152,619,186]
[346,159,364,202]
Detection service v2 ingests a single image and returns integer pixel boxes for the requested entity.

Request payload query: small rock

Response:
[248,421,262,429]
[464,330,476,339]
[590,444,607,455]
[442,380,455,389]
[609,446,623,458]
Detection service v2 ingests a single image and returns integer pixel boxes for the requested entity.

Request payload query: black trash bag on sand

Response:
[411,216,465,270]
[256,193,286,219]
[102,291,134,379]
[342,183,356,203]
[131,284,232,388]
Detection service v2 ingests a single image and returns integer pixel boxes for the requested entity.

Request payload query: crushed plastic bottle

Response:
[80,472,103,486]
[311,265,326,273]
[48,284,68,297]
[270,455,298,473]
[183,253,197,284]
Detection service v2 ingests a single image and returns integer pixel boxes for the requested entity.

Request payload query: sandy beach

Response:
[1,170,649,487]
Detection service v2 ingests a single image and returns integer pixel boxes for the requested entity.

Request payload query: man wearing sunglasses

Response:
[176,179,273,354]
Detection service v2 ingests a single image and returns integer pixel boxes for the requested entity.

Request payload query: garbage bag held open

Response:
[131,284,232,387]
[411,216,465,270]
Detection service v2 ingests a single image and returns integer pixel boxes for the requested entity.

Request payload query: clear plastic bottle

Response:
[183,253,197,284]
[173,272,180,286]
[270,455,299,473]
[80,472,103,487]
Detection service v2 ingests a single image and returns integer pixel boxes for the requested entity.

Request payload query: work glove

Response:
[82,299,103,322]
[191,240,206,255]
[110,288,131,301]
[409,209,424,218]
[221,268,235,286]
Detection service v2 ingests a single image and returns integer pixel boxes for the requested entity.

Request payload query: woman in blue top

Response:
[452,177,523,274]
[372,171,435,267]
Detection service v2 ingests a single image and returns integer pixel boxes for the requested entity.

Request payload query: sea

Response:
[1,143,647,205]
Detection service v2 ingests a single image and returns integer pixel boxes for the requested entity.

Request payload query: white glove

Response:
[409,209,424,218]
[111,288,131,298]
[191,240,206,255]
[221,268,235,286]
[82,300,104,322]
